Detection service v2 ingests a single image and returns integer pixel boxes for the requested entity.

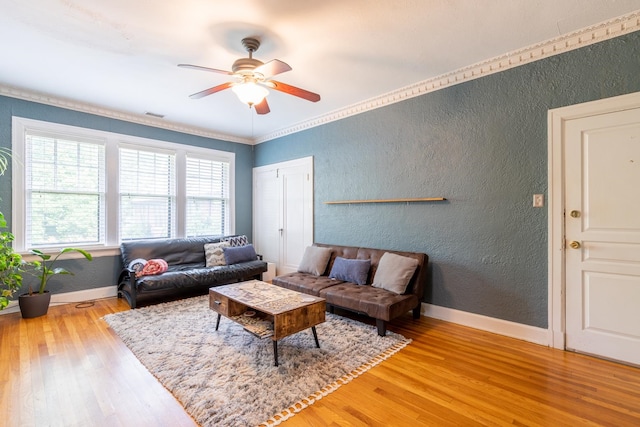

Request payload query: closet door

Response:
[253,157,313,275]
[253,167,281,270]
[279,160,313,274]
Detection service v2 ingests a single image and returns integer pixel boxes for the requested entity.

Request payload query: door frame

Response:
[547,91,640,350]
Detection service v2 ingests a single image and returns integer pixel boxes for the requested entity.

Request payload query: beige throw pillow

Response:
[372,252,419,294]
[297,246,333,276]
[204,241,231,267]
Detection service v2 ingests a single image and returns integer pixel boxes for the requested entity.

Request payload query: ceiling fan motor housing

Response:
[232,38,265,75]
[232,57,264,75]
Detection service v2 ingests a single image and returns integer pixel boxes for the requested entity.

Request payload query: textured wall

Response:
[0,96,255,294]
[254,32,640,328]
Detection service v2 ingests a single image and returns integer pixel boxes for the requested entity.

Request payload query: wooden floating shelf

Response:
[325,197,447,205]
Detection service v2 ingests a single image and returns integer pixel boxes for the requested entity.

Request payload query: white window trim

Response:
[11,116,235,255]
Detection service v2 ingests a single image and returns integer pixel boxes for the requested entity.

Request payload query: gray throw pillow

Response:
[223,244,258,265]
[298,246,333,276]
[372,252,419,294]
[204,241,230,267]
[329,257,371,285]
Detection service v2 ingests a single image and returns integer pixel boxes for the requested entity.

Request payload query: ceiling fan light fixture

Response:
[232,82,269,107]
[179,36,319,114]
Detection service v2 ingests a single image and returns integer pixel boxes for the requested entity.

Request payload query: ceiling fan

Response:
[178,37,320,115]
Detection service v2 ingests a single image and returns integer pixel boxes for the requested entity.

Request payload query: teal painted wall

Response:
[0,96,255,295]
[254,32,640,328]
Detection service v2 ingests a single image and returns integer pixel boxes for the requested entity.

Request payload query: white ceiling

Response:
[1,1,639,143]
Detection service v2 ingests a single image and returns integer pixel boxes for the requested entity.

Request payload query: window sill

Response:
[19,246,121,261]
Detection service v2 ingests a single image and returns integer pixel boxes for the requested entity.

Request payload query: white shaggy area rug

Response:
[103,295,410,427]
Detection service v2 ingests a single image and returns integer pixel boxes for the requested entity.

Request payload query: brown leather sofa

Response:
[272,243,428,335]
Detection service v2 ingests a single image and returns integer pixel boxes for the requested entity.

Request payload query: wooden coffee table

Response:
[209,280,326,366]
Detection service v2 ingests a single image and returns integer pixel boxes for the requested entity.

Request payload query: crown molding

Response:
[255,10,640,144]
[0,85,253,145]
[1,11,638,146]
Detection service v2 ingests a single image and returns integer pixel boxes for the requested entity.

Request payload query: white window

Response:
[185,156,230,237]
[25,131,106,248]
[12,117,235,253]
[119,146,176,241]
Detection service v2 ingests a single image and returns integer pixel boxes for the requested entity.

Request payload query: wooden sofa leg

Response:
[376,319,387,336]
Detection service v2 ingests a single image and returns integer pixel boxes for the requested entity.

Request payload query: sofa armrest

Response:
[117,268,135,284]
[117,268,139,308]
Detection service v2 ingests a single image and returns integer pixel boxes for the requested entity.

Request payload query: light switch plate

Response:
[533,194,544,207]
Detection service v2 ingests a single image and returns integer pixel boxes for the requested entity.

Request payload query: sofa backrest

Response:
[120,236,232,267]
[314,243,428,300]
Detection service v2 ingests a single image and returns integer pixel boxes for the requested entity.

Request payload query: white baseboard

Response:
[2,288,551,347]
[551,329,565,350]
[421,303,551,347]
[0,286,118,316]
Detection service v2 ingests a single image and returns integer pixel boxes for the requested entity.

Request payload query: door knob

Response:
[569,241,581,249]
[570,210,581,218]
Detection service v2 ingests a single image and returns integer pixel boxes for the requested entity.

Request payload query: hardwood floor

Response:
[1,297,639,426]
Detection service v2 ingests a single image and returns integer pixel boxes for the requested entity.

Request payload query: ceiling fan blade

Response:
[189,81,234,99]
[178,64,233,75]
[269,80,321,102]
[253,59,292,79]
[254,98,270,115]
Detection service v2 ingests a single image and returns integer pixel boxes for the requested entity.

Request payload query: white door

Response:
[280,162,313,274]
[253,167,281,269]
[564,106,640,366]
[253,157,313,275]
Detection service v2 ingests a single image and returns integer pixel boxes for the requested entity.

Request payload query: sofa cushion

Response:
[320,283,418,321]
[204,241,230,267]
[120,236,228,267]
[135,260,267,292]
[298,246,332,276]
[329,257,370,285]
[272,272,343,296]
[372,252,419,295]
[223,244,257,264]
[222,235,249,247]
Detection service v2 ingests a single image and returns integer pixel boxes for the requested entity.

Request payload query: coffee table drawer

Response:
[209,291,246,316]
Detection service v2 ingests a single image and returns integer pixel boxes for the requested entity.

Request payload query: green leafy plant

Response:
[0,212,24,309]
[29,248,93,294]
[0,148,25,309]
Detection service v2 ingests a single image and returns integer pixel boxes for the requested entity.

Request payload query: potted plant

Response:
[0,212,25,310]
[0,148,25,311]
[19,247,93,318]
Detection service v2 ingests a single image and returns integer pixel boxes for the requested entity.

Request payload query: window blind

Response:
[119,147,176,240]
[25,132,106,247]
[185,156,229,237]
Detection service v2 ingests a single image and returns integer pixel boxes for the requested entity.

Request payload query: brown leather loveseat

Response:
[272,243,428,335]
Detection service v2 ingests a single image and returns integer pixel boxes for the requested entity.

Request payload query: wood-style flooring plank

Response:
[0,299,197,427]
[1,297,640,426]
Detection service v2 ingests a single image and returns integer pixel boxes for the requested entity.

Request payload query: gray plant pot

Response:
[19,291,52,319]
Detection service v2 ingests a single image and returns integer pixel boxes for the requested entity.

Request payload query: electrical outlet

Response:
[533,194,544,207]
